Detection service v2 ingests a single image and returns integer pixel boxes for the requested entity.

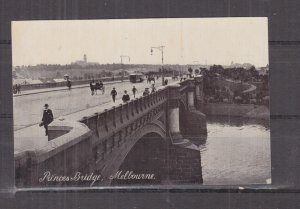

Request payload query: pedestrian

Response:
[90,81,95,95]
[99,80,105,94]
[164,79,168,85]
[143,88,150,96]
[95,81,100,95]
[16,84,21,94]
[99,80,104,89]
[18,84,22,94]
[13,84,17,94]
[39,104,54,136]
[132,86,138,98]
[122,90,130,103]
[110,87,117,102]
[67,80,72,90]
[151,84,156,93]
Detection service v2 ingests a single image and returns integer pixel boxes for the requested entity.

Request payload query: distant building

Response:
[83,54,87,63]
[71,54,99,67]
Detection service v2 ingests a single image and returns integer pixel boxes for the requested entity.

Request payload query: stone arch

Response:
[100,123,167,185]
[111,131,168,185]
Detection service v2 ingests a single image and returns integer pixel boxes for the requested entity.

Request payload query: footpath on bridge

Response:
[14,80,176,155]
[13,79,129,97]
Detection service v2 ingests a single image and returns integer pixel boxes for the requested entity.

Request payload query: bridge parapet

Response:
[79,88,168,146]
[15,79,207,186]
[15,120,93,186]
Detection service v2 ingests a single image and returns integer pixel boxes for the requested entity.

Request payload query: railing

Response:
[79,88,168,146]
[17,76,128,91]
[14,79,201,186]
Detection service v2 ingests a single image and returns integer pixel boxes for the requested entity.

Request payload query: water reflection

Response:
[187,116,271,185]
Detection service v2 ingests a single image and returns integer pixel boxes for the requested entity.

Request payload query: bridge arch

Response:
[100,122,168,185]
[111,131,168,185]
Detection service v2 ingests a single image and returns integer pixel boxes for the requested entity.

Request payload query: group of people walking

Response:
[40,82,160,136]
[110,83,157,103]
[13,84,22,94]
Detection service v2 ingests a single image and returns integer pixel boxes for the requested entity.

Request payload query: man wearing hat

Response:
[110,87,117,103]
[143,88,150,96]
[122,90,130,103]
[40,104,54,136]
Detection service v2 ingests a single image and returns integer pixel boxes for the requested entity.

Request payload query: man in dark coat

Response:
[143,88,150,96]
[40,104,54,136]
[132,86,137,98]
[110,87,117,103]
[122,90,130,103]
[90,81,95,95]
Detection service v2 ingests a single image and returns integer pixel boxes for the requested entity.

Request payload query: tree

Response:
[194,69,200,74]
[188,67,193,74]
[55,71,62,78]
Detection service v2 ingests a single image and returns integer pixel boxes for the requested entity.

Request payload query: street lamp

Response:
[150,46,165,85]
[120,55,130,82]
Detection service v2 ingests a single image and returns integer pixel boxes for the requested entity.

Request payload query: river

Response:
[198,116,271,185]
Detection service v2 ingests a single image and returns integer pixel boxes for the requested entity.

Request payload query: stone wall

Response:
[15,78,207,186]
[168,142,203,184]
[15,121,93,187]
[203,103,269,119]
[78,88,169,185]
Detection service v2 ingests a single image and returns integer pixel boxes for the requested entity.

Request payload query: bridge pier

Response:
[15,80,207,186]
[168,84,183,141]
[167,84,203,184]
[180,79,207,136]
[194,75,204,111]
[187,91,195,108]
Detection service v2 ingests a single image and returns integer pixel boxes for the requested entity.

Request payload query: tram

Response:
[129,73,145,83]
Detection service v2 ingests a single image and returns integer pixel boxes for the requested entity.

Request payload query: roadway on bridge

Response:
[14,78,175,153]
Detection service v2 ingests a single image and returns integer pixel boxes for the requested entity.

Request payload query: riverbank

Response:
[203,103,270,120]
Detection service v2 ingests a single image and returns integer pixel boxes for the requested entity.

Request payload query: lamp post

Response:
[120,55,130,82]
[151,46,165,85]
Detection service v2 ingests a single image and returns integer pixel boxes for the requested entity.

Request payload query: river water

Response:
[198,116,271,185]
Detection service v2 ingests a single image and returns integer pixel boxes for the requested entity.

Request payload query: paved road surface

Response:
[14,80,170,130]
[14,78,175,153]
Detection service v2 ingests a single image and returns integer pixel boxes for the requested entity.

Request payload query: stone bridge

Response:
[15,77,207,187]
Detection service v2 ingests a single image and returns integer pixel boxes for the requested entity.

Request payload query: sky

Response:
[12,18,269,67]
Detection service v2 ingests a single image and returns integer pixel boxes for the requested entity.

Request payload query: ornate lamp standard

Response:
[150,46,165,85]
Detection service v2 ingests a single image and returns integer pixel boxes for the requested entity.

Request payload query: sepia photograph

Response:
[12,18,270,187]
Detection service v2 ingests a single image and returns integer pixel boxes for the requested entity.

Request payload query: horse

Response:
[172,76,178,81]
[147,77,155,84]
[94,83,105,95]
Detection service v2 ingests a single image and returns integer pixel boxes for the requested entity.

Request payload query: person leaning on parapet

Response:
[143,88,150,96]
[39,104,54,136]
[110,87,117,103]
[122,90,130,103]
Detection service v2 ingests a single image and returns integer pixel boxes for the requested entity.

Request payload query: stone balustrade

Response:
[14,78,207,186]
